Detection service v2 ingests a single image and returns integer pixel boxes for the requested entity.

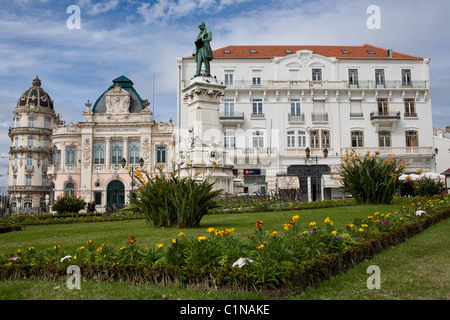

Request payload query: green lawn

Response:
[0,204,400,255]
[1,203,448,300]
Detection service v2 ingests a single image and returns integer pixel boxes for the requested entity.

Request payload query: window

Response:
[298,131,307,148]
[290,99,301,116]
[64,182,75,197]
[250,49,257,54]
[14,136,19,148]
[28,117,35,128]
[223,50,231,54]
[26,154,33,167]
[252,70,262,85]
[402,69,412,86]
[66,145,76,165]
[252,130,264,148]
[224,99,235,116]
[312,69,322,81]
[27,136,34,148]
[252,99,263,116]
[42,176,47,187]
[13,175,17,186]
[289,69,300,81]
[377,98,389,115]
[321,130,330,148]
[378,131,391,147]
[310,130,320,148]
[341,50,350,54]
[406,130,419,147]
[26,175,32,186]
[287,131,296,148]
[224,130,236,148]
[404,98,416,117]
[52,146,61,165]
[15,117,20,128]
[367,50,376,54]
[224,71,234,85]
[348,69,358,85]
[375,69,385,86]
[351,131,364,147]
[156,145,166,164]
[111,140,123,164]
[94,141,105,164]
[94,191,102,205]
[44,118,50,129]
[128,140,141,164]
[43,138,49,150]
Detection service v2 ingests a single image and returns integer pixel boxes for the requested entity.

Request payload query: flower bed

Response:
[1,196,449,291]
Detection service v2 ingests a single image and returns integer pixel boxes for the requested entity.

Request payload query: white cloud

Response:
[76,0,120,16]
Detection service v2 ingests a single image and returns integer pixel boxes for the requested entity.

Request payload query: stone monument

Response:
[178,23,237,193]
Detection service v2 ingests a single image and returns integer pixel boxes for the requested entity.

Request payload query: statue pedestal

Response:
[180,76,235,193]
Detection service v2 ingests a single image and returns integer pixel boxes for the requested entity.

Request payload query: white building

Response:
[434,126,450,175]
[177,44,435,201]
[8,75,175,213]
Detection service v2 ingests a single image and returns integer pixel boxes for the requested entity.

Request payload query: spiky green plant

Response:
[413,176,445,197]
[339,150,405,204]
[124,163,222,228]
[51,195,86,215]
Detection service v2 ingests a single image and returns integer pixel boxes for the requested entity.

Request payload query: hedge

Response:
[1,207,449,293]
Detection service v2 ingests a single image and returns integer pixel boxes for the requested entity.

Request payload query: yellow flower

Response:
[362,224,368,228]
[331,230,338,236]
[346,224,354,228]
[172,238,177,244]
[270,231,278,237]
[28,247,34,251]
[74,255,77,259]
[309,222,316,227]
[292,215,300,222]
[324,217,334,225]
[178,232,185,237]
[54,244,61,250]
[359,228,365,232]
[156,243,164,248]
[86,240,93,245]
[97,247,103,252]
[207,227,215,233]
[16,249,22,254]
[77,246,85,251]
[197,236,206,242]
[258,244,265,250]
[120,246,126,250]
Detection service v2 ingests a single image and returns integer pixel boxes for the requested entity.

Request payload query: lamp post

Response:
[121,157,144,198]
[305,147,328,202]
[433,147,439,173]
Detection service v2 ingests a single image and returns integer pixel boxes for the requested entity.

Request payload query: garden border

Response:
[1,207,449,293]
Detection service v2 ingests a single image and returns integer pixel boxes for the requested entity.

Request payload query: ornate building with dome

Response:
[8,75,175,213]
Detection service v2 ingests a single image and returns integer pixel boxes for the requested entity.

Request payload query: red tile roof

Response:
[441,168,450,175]
[195,44,423,60]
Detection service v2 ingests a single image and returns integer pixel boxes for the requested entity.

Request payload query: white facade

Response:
[177,45,435,201]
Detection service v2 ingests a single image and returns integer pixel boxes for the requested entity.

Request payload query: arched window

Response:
[64,182,76,197]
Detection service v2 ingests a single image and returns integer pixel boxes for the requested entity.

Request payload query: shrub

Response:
[339,150,406,204]
[124,163,222,228]
[51,195,86,215]
[412,176,445,197]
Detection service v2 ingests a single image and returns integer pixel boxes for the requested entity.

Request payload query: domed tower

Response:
[8,76,57,213]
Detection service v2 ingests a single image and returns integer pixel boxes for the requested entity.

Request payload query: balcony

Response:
[370,111,401,122]
[288,113,305,123]
[25,165,34,173]
[341,147,433,157]
[347,81,428,89]
[350,112,364,119]
[250,113,265,119]
[312,112,328,123]
[219,112,245,124]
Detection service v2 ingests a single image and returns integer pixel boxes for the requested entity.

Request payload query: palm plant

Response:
[339,150,405,204]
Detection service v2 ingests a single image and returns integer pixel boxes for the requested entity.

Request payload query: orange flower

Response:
[129,236,136,244]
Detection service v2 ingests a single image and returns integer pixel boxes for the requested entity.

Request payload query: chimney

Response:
[388,49,393,58]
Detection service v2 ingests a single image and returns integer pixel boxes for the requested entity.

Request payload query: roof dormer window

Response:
[341,50,350,54]
[249,49,257,54]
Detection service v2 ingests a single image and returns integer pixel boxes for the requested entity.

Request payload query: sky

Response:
[0,0,449,186]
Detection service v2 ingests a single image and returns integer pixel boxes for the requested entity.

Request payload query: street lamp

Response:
[304,147,329,202]
[121,157,144,198]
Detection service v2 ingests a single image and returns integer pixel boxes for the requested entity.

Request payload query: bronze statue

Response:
[193,22,213,78]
